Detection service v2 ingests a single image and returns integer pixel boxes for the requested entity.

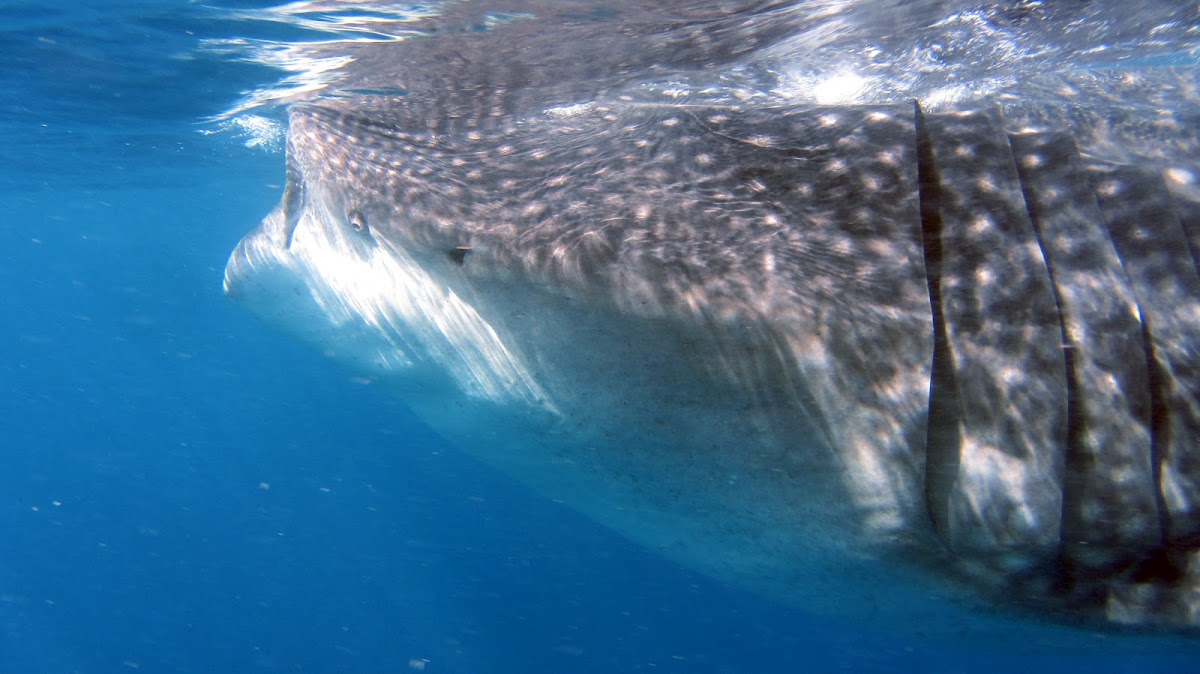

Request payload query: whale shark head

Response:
[225,92,959,616]
[222,0,1200,629]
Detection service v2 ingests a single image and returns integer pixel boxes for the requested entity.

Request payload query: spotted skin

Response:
[224,82,1200,627]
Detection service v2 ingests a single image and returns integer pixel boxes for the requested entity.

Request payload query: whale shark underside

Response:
[222,1,1200,629]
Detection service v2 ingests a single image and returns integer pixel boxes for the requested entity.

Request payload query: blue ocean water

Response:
[1,1,1198,672]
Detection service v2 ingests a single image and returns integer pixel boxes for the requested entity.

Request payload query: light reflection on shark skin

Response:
[221,0,1200,630]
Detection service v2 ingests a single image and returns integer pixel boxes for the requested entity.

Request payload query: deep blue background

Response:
[1,2,1198,671]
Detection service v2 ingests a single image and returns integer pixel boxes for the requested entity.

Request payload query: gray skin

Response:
[222,0,1200,629]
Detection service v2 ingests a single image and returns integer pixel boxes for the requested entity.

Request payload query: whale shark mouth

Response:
[225,193,554,409]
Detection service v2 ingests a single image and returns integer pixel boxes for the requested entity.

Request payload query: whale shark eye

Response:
[347,209,368,233]
[448,246,471,265]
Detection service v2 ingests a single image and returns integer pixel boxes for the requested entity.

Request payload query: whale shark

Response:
[221,0,1200,628]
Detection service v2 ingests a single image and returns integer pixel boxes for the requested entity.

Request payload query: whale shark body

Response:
[222,1,1200,628]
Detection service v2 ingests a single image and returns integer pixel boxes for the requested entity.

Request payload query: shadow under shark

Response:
[221,0,1200,630]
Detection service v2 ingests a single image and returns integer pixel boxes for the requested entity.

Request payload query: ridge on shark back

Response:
[222,0,1200,630]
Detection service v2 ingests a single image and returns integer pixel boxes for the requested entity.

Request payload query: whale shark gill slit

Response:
[281,141,305,249]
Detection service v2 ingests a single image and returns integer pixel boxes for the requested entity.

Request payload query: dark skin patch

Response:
[448,245,472,265]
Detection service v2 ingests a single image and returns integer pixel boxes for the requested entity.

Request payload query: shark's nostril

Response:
[348,209,368,232]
